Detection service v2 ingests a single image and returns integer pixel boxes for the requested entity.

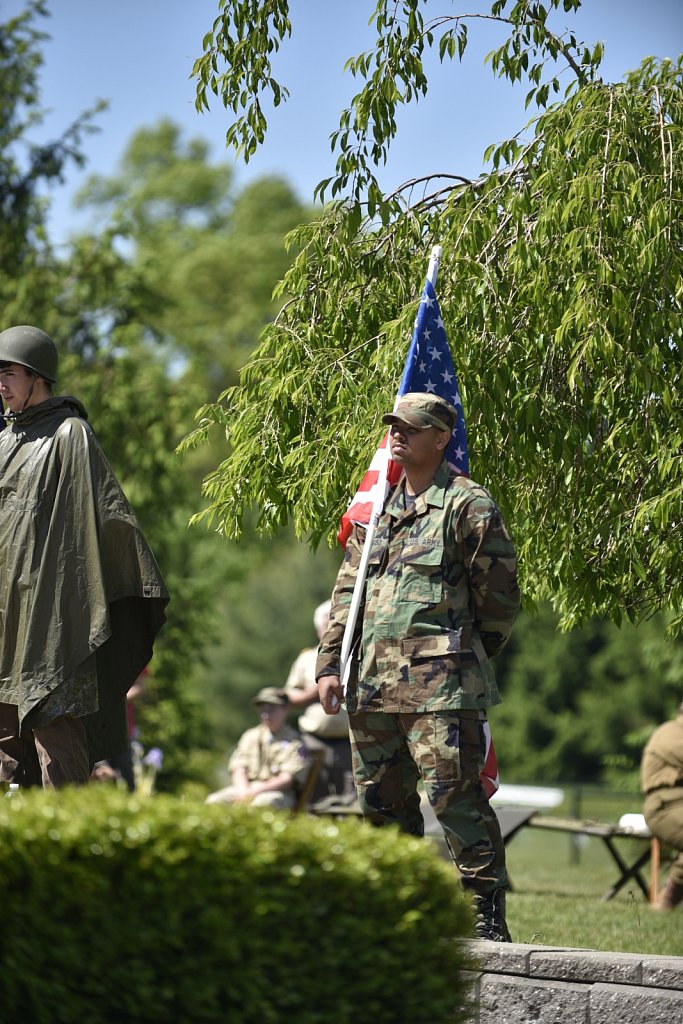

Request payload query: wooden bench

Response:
[490,783,564,811]
[310,784,665,904]
[524,814,655,901]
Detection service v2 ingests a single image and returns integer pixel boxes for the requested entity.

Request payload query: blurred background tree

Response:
[0,1,338,792]
[492,607,682,791]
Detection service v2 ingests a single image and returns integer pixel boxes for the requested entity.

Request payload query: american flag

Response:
[337,271,500,796]
[481,722,500,798]
[337,276,468,547]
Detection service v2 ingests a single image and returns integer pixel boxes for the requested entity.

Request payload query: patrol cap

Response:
[382,392,457,433]
[252,687,289,707]
[0,325,58,382]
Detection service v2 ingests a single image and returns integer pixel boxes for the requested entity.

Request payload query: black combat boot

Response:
[472,889,511,941]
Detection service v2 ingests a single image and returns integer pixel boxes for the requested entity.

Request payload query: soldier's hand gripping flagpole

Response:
[334,246,443,704]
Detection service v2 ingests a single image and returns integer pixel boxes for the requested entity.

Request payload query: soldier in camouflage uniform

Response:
[316,393,520,941]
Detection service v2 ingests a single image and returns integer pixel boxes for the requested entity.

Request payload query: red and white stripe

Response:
[337,431,404,547]
[482,722,500,797]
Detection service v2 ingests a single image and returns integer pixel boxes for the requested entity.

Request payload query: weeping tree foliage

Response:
[185,0,682,632]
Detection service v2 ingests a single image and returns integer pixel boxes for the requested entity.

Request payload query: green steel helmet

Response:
[0,325,58,382]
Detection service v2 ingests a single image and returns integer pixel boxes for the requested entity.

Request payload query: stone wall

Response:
[462,942,682,1023]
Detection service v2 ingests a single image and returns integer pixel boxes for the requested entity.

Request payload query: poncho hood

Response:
[8,393,89,427]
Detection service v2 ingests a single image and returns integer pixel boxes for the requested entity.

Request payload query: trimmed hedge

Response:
[0,787,475,1023]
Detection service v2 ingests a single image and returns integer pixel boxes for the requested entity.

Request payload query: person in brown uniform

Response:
[205,688,308,809]
[640,700,683,910]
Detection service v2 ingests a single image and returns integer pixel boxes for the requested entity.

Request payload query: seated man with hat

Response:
[206,687,308,809]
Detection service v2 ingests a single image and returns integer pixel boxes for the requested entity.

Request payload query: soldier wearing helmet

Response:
[0,325,169,789]
[0,325,58,417]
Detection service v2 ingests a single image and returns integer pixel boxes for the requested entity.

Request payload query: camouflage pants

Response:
[349,710,508,893]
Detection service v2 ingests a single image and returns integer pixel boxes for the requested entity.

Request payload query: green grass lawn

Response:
[502,786,682,956]
[505,827,682,954]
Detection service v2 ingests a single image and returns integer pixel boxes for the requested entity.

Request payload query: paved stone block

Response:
[641,956,683,991]
[591,982,683,1023]
[460,943,683,1023]
[529,948,642,984]
[477,973,589,1024]
[466,940,542,976]
[458,971,481,1024]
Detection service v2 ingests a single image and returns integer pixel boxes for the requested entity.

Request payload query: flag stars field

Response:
[337,256,471,544]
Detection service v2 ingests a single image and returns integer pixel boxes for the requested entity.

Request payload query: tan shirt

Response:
[285,646,350,738]
[641,714,683,794]
[229,723,308,786]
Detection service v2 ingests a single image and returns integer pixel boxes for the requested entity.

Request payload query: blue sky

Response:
[3,0,681,243]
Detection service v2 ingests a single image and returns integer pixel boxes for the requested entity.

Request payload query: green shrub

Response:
[0,787,474,1023]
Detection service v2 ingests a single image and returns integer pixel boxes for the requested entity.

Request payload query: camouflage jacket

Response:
[316,461,520,713]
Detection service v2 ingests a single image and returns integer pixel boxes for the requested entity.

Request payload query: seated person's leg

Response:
[250,790,296,809]
[205,785,239,804]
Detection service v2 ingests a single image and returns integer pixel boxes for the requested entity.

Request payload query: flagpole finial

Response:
[427,245,442,289]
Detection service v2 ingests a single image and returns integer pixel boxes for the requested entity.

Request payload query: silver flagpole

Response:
[336,245,442,699]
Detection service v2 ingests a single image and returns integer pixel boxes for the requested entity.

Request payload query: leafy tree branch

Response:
[188,2,682,633]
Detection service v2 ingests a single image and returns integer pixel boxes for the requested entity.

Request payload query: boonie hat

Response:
[382,392,457,433]
[252,687,289,707]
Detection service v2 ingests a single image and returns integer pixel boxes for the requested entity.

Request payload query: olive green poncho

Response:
[0,396,169,761]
